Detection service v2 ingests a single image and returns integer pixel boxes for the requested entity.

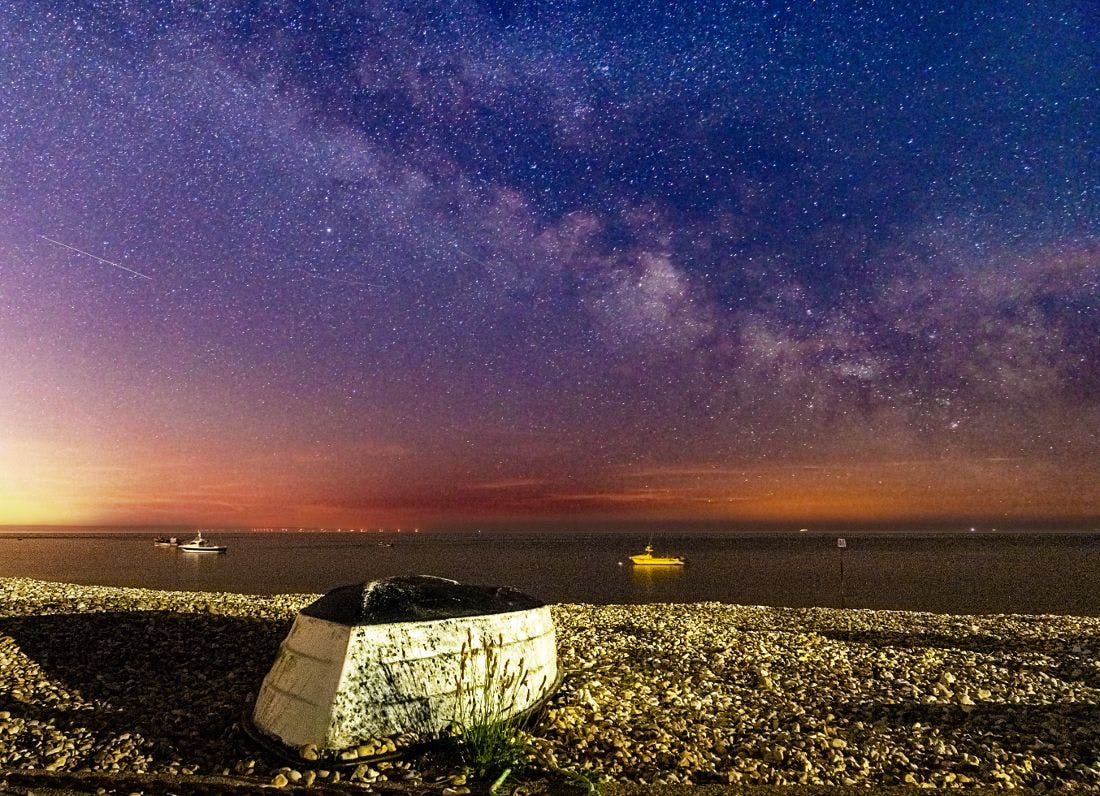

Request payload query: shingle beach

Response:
[1,577,1098,793]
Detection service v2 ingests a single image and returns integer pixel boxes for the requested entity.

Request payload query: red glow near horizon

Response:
[1,4,1098,529]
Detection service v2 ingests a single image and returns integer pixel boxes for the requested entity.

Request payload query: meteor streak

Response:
[453,243,491,268]
[38,235,152,280]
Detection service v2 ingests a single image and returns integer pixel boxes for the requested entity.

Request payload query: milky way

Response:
[1,1,1097,527]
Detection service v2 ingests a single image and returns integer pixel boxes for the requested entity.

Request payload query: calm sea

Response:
[0,531,1098,616]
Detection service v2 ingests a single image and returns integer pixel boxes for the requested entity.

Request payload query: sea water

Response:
[0,530,1097,616]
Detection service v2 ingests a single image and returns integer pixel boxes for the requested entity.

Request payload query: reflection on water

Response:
[629,564,685,597]
[0,531,1098,615]
[174,548,232,570]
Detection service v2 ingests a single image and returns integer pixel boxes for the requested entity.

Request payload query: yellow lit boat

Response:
[630,544,685,567]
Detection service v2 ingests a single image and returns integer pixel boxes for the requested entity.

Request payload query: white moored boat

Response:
[178,531,227,554]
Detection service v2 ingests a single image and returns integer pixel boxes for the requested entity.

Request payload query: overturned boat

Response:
[251,575,558,751]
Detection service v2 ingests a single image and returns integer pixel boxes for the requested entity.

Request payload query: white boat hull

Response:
[253,605,557,749]
[178,531,226,553]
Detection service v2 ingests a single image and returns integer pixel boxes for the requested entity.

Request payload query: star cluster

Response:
[1,0,1097,527]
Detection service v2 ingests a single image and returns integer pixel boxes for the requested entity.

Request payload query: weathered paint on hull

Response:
[252,605,557,750]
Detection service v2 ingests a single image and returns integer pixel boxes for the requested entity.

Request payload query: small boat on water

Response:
[178,531,227,554]
[153,536,179,547]
[630,544,685,567]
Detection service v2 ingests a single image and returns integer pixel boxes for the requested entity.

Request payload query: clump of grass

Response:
[449,629,538,787]
[562,766,602,794]
[449,628,597,793]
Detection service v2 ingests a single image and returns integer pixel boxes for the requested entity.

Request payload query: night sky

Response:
[1,1,1097,528]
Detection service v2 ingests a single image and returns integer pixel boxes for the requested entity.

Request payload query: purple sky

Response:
[1,0,1097,528]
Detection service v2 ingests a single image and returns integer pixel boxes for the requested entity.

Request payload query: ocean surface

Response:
[0,531,1098,616]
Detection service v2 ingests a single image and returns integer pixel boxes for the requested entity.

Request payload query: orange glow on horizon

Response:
[4,434,1096,527]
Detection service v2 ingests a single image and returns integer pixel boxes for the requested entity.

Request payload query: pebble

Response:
[298,743,319,760]
[540,602,1100,789]
[1,577,1099,790]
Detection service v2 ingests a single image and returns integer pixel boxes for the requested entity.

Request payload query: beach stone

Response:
[5,576,1100,789]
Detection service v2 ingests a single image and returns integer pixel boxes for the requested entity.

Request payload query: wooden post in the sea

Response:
[836,537,847,608]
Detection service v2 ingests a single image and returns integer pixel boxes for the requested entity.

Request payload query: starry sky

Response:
[1,0,1097,529]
